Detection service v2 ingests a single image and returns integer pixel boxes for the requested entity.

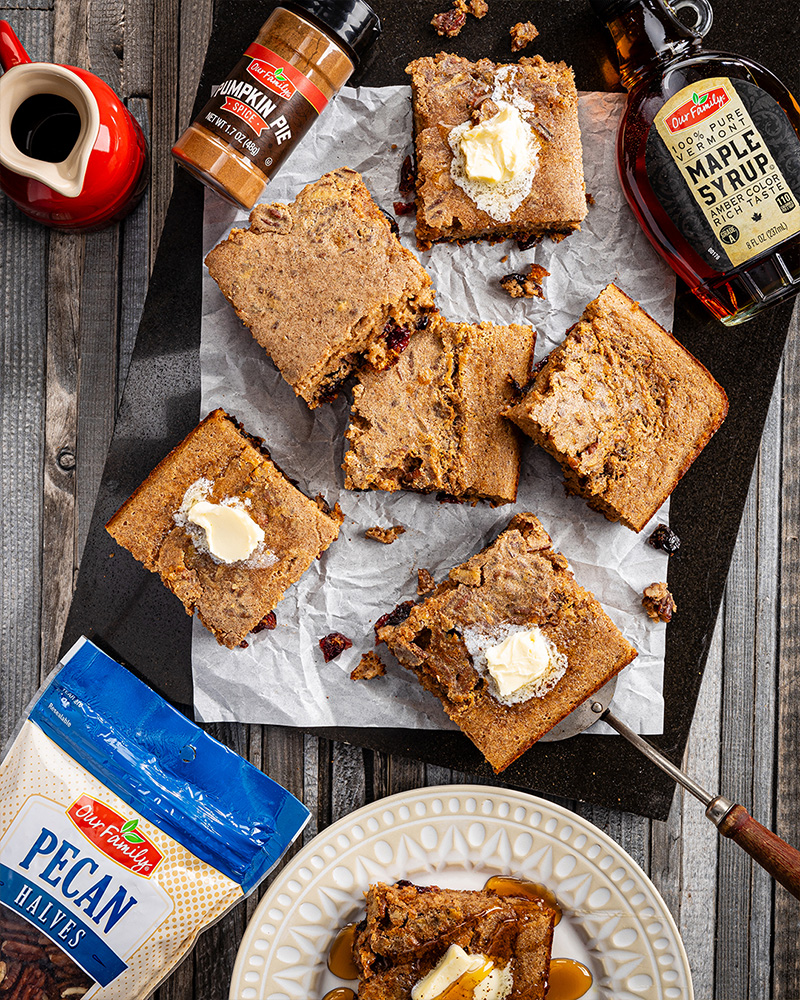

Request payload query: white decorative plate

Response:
[229,786,692,1000]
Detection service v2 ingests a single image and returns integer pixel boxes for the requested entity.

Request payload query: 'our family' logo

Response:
[247,59,295,101]
[665,87,729,133]
[67,795,163,876]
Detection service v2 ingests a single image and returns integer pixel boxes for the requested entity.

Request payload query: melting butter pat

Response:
[485,627,555,697]
[411,945,494,1000]
[459,104,534,184]
[187,500,264,563]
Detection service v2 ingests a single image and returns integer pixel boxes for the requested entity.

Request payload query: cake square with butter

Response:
[376,513,637,772]
[106,409,342,649]
[407,53,587,248]
[353,881,556,1000]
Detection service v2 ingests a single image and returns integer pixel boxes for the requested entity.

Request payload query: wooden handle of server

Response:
[717,804,800,900]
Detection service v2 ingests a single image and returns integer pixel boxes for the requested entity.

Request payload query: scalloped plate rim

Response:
[229,784,693,1000]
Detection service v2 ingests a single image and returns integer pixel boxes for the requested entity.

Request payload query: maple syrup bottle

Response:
[592,0,800,324]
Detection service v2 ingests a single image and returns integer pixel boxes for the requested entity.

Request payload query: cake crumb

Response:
[450,565,482,586]
[510,21,539,51]
[252,610,277,632]
[431,8,466,35]
[417,568,436,595]
[642,582,676,622]
[351,650,387,680]
[365,524,406,544]
[457,0,489,15]
[500,263,550,299]
[586,192,596,205]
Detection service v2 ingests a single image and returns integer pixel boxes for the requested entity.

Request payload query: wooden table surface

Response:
[2,1,800,998]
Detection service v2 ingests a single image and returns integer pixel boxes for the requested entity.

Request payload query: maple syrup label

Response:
[196,42,328,177]
[646,77,800,270]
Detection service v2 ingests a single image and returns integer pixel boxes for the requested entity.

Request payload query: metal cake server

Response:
[540,675,800,900]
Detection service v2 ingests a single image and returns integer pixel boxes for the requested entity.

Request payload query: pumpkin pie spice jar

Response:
[172,0,380,209]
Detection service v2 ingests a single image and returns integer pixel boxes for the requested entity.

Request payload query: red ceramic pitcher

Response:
[0,20,149,230]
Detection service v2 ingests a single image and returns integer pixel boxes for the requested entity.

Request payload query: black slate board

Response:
[63,0,797,820]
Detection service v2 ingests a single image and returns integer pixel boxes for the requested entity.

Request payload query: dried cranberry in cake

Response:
[500,263,549,298]
[374,601,415,639]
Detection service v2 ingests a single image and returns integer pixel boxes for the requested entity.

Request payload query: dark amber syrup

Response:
[327,922,358,980]
[484,874,562,925]
[546,958,593,1000]
[322,989,356,1000]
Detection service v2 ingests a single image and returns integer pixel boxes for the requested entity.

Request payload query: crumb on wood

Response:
[642,582,676,622]
[510,21,539,51]
[417,568,436,595]
[365,524,406,544]
[499,263,550,299]
[350,650,387,680]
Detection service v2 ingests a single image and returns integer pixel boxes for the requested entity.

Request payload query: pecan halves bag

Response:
[0,637,309,999]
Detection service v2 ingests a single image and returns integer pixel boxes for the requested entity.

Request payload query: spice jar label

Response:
[646,77,800,270]
[198,42,328,178]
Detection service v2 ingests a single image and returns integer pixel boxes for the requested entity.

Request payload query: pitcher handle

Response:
[0,21,32,71]
[668,0,713,37]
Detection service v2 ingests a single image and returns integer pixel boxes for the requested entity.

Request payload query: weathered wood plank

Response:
[149,0,180,260]
[332,741,367,822]
[303,732,322,844]
[74,228,120,560]
[178,0,214,128]
[118,97,151,401]
[40,233,82,678]
[0,12,51,722]
[749,365,782,997]
[774,299,800,1000]
[86,0,124,91]
[675,613,723,1000]
[715,456,758,997]
[51,0,87,65]
[122,0,154,95]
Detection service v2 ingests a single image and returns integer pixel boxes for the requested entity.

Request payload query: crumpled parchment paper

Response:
[193,85,676,736]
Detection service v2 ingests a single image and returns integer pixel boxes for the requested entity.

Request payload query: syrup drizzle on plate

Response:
[327,922,358,980]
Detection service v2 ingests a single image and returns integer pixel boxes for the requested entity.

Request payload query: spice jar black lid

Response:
[286,0,381,64]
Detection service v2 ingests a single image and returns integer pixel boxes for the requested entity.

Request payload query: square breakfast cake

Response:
[353,881,556,1000]
[106,409,342,648]
[343,314,536,505]
[505,284,729,531]
[205,167,436,407]
[377,513,637,772]
[407,53,587,248]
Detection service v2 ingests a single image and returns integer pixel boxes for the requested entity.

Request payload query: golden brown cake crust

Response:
[406,53,587,248]
[106,409,342,648]
[505,284,729,532]
[353,881,555,1000]
[205,167,435,407]
[343,314,535,504]
[377,513,637,772]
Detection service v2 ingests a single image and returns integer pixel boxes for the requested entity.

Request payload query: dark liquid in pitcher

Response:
[11,94,82,162]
